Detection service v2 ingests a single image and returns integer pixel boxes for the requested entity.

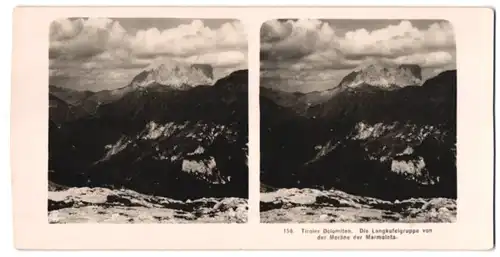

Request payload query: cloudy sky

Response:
[260,19,456,93]
[50,18,247,91]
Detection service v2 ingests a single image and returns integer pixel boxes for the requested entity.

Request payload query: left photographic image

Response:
[48,18,249,223]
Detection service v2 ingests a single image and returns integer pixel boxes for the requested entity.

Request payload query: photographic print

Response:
[48,18,249,223]
[260,19,457,223]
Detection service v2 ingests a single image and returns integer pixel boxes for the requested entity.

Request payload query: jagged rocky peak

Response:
[339,61,423,90]
[130,59,215,89]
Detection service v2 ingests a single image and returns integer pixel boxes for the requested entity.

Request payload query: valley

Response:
[49,62,249,223]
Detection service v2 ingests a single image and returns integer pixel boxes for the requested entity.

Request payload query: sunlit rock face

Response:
[339,63,422,90]
[130,60,215,89]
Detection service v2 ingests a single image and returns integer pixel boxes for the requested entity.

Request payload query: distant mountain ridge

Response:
[261,63,424,116]
[50,61,219,116]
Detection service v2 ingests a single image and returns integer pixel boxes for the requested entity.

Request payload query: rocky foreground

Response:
[260,188,456,223]
[48,185,248,224]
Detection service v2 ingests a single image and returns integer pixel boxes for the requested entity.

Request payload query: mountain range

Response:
[49,61,249,201]
[260,63,457,201]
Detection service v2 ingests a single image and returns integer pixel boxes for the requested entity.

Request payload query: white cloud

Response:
[261,19,338,61]
[339,20,455,58]
[389,51,454,68]
[182,50,247,68]
[261,19,456,70]
[49,18,247,90]
[130,21,211,57]
[128,19,246,58]
[50,18,83,41]
[50,18,128,60]
[50,18,246,63]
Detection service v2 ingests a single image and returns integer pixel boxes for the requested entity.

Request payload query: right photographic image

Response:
[259,19,457,223]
